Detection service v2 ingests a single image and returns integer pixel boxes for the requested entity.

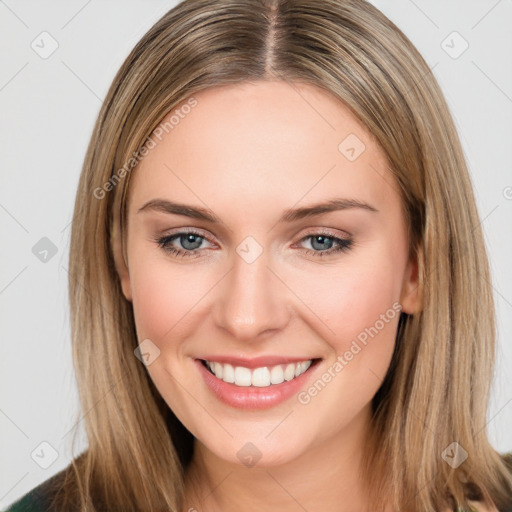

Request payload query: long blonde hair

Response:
[60,0,512,510]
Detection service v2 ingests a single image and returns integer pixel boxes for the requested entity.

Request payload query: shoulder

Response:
[464,451,512,512]
[4,464,72,512]
[462,452,512,512]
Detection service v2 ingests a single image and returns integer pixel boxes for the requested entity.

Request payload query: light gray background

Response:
[1,0,511,508]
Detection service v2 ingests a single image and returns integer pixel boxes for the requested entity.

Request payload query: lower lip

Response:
[195,359,319,410]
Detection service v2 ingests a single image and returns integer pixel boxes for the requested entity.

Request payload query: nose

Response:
[212,246,291,342]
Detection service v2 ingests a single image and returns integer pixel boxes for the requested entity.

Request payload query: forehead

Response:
[128,80,398,219]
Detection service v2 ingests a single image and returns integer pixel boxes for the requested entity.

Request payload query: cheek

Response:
[128,258,210,427]
[280,249,403,414]
[289,265,402,432]
[129,257,208,342]
[335,269,400,345]
[283,252,403,349]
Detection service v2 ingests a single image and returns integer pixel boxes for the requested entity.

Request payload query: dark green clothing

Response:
[4,466,68,512]
[5,453,512,511]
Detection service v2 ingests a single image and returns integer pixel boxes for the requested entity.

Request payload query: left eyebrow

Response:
[280,198,378,222]
[136,197,378,223]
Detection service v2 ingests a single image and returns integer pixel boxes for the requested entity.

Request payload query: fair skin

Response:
[115,80,422,511]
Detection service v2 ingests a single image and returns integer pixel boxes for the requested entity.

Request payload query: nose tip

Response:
[212,254,291,342]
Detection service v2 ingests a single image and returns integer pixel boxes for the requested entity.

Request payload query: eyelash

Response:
[155,229,353,259]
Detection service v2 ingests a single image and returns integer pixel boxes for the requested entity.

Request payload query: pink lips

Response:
[195,357,319,410]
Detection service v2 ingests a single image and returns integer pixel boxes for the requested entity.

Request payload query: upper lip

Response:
[197,355,319,369]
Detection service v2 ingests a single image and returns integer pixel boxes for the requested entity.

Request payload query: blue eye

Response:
[156,231,208,258]
[155,231,353,259]
[299,234,353,257]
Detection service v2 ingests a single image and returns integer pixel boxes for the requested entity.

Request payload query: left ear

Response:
[111,221,133,302]
[399,249,422,314]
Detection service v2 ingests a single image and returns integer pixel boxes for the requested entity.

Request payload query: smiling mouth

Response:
[200,358,320,388]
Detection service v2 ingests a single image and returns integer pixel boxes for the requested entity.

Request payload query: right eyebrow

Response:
[137,199,219,222]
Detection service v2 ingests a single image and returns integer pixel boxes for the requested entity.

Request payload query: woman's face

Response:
[117,80,420,467]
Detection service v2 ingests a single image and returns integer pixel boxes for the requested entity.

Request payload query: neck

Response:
[182,404,389,512]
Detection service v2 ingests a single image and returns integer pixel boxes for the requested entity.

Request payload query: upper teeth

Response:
[204,360,312,387]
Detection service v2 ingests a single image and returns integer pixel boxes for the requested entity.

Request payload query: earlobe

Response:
[399,251,422,315]
[111,224,132,302]
[119,267,133,302]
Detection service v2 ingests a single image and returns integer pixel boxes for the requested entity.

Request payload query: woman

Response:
[7,0,512,510]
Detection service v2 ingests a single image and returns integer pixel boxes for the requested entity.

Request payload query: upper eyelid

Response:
[161,228,216,246]
[159,228,351,249]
